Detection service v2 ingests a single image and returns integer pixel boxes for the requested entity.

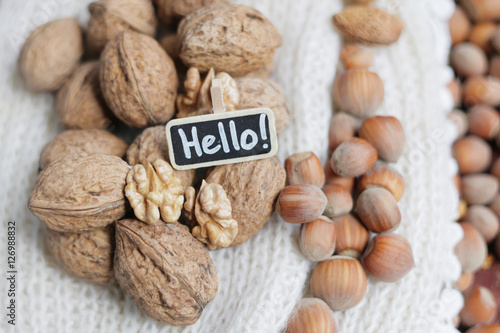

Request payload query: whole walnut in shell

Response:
[126,126,196,190]
[39,129,128,170]
[100,31,178,128]
[46,225,116,285]
[55,61,113,129]
[19,18,83,91]
[236,76,289,135]
[178,4,282,76]
[29,153,130,232]
[114,219,218,326]
[154,0,228,25]
[87,0,157,55]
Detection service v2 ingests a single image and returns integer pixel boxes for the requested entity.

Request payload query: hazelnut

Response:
[489,194,500,217]
[490,55,500,78]
[299,217,336,262]
[154,0,228,26]
[451,43,488,77]
[453,135,492,174]
[333,214,369,258]
[462,174,499,205]
[464,205,500,242]
[285,298,337,333]
[276,184,328,224]
[458,0,500,22]
[358,116,405,162]
[454,272,474,293]
[447,109,469,138]
[324,164,355,191]
[468,22,497,52]
[467,105,500,140]
[322,184,353,218]
[460,286,497,327]
[466,325,500,333]
[447,79,463,107]
[333,69,384,118]
[492,158,500,180]
[285,152,325,188]
[328,112,358,152]
[339,44,374,69]
[310,257,367,311]
[463,76,500,107]
[362,233,414,282]
[357,187,401,233]
[19,18,83,91]
[449,6,471,45]
[330,138,377,178]
[455,222,488,273]
[357,165,405,201]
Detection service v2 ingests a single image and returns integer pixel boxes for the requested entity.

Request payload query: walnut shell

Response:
[46,225,116,285]
[19,18,83,91]
[205,157,286,246]
[87,0,157,55]
[55,61,113,129]
[236,76,289,135]
[178,4,282,76]
[39,129,128,170]
[154,0,228,25]
[126,126,196,190]
[100,31,178,128]
[29,153,130,232]
[114,219,218,325]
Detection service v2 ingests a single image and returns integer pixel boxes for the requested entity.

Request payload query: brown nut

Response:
[362,233,414,282]
[489,194,500,217]
[299,216,336,262]
[357,187,401,233]
[86,0,157,55]
[450,6,471,45]
[447,109,469,138]
[285,298,337,333]
[160,34,180,60]
[451,43,488,77]
[464,205,500,242]
[455,273,474,293]
[328,112,358,152]
[126,125,196,190]
[460,286,498,327]
[453,135,492,174]
[322,184,353,218]
[39,129,128,170]
[468,22,497,52]
[178,4,282,77]
[55,61,112,130]
[330,138,377,178]
[46,225,115,285]
[276,184,328,224]
[466,325,500,333]
[19,18,83,91]
[447,79,463,107]
[285,152,325,188]
[490,56,500,78]
[154,0,228,26]
[324,164,355,191]
[468,105,500,140]
[455,222,488,273]
[333,69,384,118]
[29,153,129,232]
[358,116,405,162]
[333,214,369,258]
[333,6,403,45]
[462,174,499,205]
[100,31,178,128]
[463,76,500,107]
[310,257,367,311]
[493,158,500,181]
[458,0,500,22]
[114,219,218,326]
[357,165,405,201]
[339,44,374,69]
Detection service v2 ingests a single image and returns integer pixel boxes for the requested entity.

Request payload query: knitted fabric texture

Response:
[0,0,463,332]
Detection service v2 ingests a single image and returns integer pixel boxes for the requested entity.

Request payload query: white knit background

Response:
[0,0,464,332]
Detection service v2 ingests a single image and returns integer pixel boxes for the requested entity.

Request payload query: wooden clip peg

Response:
[210,78,225,113]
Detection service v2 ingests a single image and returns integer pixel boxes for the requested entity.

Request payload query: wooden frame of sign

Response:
[166,107,278,170]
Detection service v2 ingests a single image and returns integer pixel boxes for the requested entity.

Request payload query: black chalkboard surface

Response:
[166,108,278,170]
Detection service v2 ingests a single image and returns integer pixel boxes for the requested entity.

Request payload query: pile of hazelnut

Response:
[448,1,500,332]
[22,0,292,327]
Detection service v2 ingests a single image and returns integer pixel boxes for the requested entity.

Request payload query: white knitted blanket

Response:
[0,0,464,332]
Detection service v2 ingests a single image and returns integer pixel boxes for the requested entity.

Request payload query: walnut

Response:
[178,4,282,77]
[114,219,218,326]
[87,0,157,55]
[160,33,180,60]
[19,18,83,92]
[100,31,178,128]
[29,153,130,232]
[176,67,239,118]
[55,61,113,130]
[40,129,128,170]
[125,159,184,224]
[236,76,289,135]
[45,225,116,285]
[126,126,196,190]
[188,181,238,249]
[154,0,228,26]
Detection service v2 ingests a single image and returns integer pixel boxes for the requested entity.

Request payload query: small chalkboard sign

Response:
[166,108,278,170]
